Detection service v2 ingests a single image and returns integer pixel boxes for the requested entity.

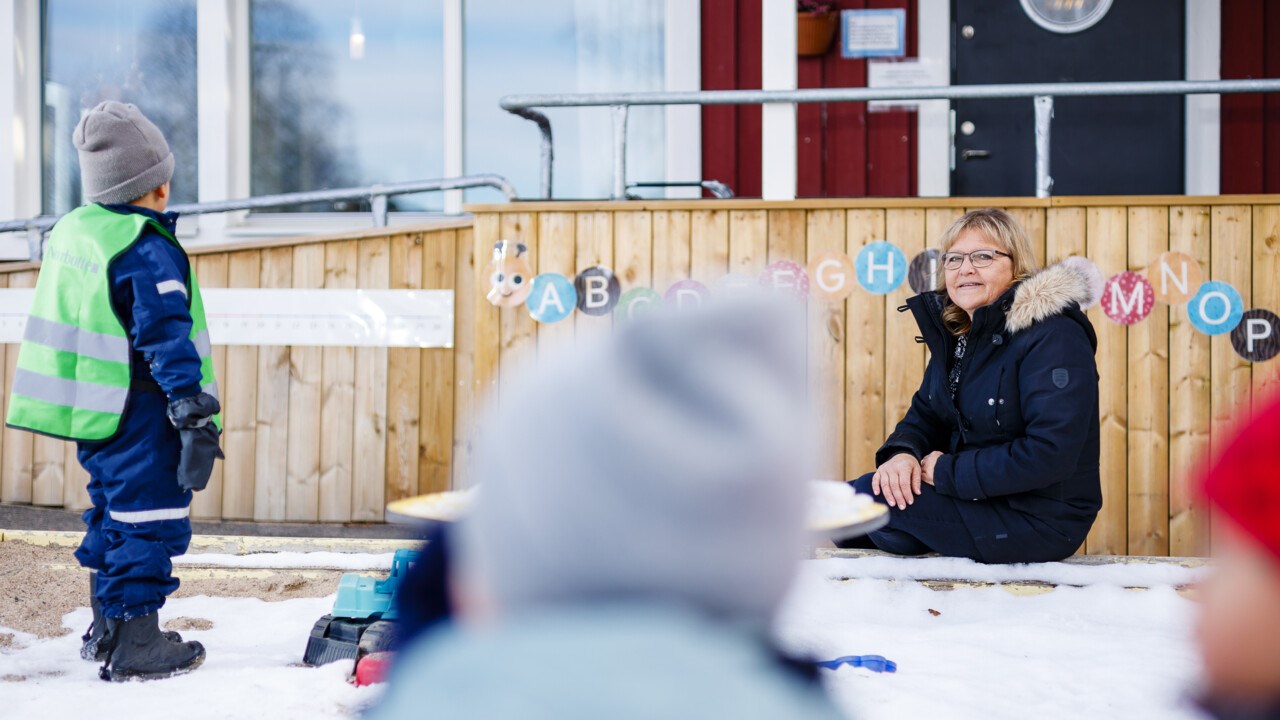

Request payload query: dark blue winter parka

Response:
[877,261,1103,562]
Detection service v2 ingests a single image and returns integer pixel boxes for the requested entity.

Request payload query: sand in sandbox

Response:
[0,542,344,638]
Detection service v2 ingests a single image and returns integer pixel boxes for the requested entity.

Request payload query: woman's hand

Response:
[921,451,943,486]
[873,453,921,510]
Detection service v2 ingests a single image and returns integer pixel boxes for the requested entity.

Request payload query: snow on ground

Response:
[171,551,396,571]
[776,559,1203,720]
[0,594,384,719]
[0,556,1203,720]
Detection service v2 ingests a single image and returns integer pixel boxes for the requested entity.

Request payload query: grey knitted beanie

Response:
[72,101,174,205]
[461,297,814,626]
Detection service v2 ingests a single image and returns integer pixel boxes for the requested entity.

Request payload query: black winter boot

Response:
[99,613,205,682]
[81,572,110,662]
[81,573,182,662]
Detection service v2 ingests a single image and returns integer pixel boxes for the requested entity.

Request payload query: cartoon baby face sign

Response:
[484,239,533,307]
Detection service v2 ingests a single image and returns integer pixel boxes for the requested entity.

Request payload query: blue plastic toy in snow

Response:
[816,654,897,673]
[332,548,420,621]
[302,548,421,667]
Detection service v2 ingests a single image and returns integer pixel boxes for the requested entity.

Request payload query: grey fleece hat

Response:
[461,297,814,625]
[73,101,174,205]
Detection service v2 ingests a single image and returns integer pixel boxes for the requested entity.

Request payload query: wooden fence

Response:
[465,197,1280,557]
[0,219,474,524]
[1,196,1277,557]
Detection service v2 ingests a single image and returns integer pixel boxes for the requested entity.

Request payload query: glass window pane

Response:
[250,0,443,212]
[465,0,665,201]
[42,0,198,215]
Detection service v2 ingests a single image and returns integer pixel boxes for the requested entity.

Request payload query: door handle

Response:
[961,149,991,161]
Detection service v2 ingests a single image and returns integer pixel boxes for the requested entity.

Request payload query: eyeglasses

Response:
[941,249,1011,270]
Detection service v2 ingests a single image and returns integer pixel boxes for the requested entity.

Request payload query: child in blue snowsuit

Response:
[7,102,222,681]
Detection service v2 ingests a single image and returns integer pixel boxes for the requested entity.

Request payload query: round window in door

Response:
[1019,0,1112,33]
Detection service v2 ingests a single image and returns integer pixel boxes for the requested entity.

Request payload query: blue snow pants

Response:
[849,472,983,560]
[73,389,193,620]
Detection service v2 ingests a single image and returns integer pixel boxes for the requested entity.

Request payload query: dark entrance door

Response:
[952,0,1185,197]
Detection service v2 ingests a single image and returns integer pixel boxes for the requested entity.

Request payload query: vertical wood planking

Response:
[807,210,847,479]
[385,233,424,507]
[882,209,926,439]
[29,254,63,505]
[221,250,261,520]
[319,240,357,521]
[534,213,577,358]
[765,210,806,266]
[451,227,478,489]
[62,439,90,511]
[1006,207,1048,268]
[353,237,390,520]
[574,212,614,341]
[1209,205,1254,554]
[498,214,540,396]
[31,425,65,506]
[472,214,502,408]
[1168,206,1212,556]
[253,247,292,521]
[1047,208,1087,553]
[845,210,887,478]
[284,244,324,521]
[614,210,654,304]
[1046,208,1087,262]
[1126,208,1170,556]
[1252,206,1280,403]
[691,210,730,284]
[652,210,690,293]
[191,254,230,519]
[1085,207,1129,555]
[2,271,36,504]
[1210,205,1254,448]
[728,209,768,277]
[420,229,457,496]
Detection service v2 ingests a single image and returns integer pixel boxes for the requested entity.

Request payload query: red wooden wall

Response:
[700,0,918,198]
[1221,0,1280,194]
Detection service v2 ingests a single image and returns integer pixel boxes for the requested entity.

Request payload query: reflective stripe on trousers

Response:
[108,506,191,523]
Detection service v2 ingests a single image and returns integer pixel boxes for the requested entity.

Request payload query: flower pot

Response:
[797,11,838,56]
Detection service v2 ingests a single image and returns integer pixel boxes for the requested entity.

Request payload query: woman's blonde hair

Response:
[936,208,1040,336]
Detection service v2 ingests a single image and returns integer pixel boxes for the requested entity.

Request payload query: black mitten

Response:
[167,393,224,493]
[176,424,224,492]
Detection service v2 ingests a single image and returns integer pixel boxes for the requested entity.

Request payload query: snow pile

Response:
[172,551,396,571]
[776,559,1202,720]
[819,554,1207,587]
[0,556,1204,719]
[0,595,383,719]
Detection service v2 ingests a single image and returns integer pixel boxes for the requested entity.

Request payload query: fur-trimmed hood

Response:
[1004,260,1100,334]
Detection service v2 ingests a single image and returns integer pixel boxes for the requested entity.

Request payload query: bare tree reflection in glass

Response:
[251,0,358,212]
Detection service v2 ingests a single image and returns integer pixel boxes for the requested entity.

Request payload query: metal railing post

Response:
[510,108,554,199]
[611,104,629,201]
[371,186,389,227]
[1034,95,1054,199]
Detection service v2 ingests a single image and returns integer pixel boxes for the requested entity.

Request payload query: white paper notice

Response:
[867,59,947,112]
[0,288,454,348]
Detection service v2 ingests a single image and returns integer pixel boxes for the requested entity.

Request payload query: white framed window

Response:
[2,0,702,248]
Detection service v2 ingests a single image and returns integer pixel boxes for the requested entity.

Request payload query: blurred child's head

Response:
[460,297,813,628]
[72,101,174,209]
[1198,394,1280,702]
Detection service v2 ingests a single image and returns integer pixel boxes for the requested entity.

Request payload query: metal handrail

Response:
[500,78,1280,200]
[0,174,518,259]
[626,180,735,199]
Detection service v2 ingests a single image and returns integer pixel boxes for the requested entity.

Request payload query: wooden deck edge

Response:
[814,547,1209,567]
[465,194,1280,214]
[0,529,419,555]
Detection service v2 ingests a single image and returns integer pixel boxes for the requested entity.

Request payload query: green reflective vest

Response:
[6,204,221,441]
